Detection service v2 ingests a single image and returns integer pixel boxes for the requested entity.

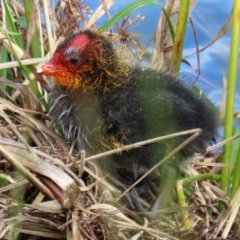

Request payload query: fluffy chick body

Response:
[39,30,218,212]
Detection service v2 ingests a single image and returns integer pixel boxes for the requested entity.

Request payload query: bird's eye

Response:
[69,58,79,65]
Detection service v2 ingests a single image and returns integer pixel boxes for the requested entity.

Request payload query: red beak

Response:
[37,63,57,76]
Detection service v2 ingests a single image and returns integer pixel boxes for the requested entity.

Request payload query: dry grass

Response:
[0,0,239,239]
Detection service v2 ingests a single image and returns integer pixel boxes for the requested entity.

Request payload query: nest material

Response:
[0,99,238,239]
[0,0,238,239]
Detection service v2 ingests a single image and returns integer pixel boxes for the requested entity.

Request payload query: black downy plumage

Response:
[38,30,218,216]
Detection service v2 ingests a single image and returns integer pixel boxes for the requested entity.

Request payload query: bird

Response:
[37,29,218,216]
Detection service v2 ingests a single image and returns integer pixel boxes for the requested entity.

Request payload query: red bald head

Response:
[38,31,99,88]
[38,30,127,91]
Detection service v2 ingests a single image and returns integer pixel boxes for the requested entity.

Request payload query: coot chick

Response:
[38,30,218,215]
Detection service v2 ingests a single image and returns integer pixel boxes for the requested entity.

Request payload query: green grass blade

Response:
[161,7,175,41]
[15,16,28,28]
[2,0,23,49]
[221,0,240,196]
[0,48,12,96]
[5,34,49,110]
[23,0,42,58]
[99,0,165,32]
[230,127,240,198]
[170,0,190,73]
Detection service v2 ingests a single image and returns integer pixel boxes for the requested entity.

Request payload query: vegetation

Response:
[0,0,239,239]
